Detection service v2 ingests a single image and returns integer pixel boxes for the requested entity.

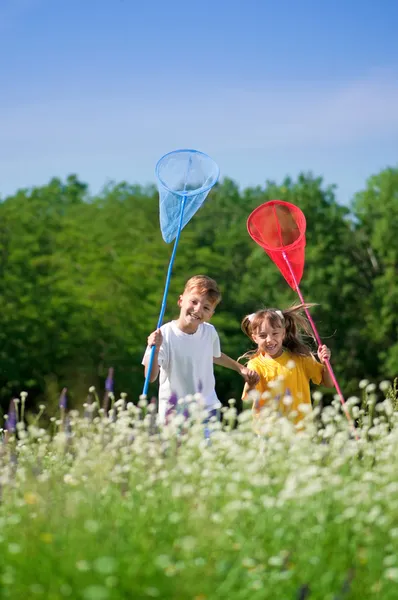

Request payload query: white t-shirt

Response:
[142,321,222,423]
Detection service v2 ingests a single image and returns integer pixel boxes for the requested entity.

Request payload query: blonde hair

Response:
[183,275,222,307]
[240,303,316,361]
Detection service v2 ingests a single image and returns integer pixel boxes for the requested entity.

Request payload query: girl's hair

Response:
[240,303,317,361]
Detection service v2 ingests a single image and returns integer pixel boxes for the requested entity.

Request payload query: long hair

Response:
[240,303,317,361]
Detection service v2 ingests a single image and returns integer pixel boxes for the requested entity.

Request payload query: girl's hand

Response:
[317,344,331,364]
[147,329,163,350]
[240,367,260,387]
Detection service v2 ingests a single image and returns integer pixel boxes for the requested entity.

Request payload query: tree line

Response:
[0,166,397,414]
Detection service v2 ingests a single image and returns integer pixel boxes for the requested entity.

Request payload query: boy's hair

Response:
[183,275,222,307]
[240,303,316,360]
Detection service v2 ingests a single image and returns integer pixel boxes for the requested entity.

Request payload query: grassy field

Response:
[0,383,397,600]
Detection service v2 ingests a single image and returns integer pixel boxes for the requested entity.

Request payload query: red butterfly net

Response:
[247,200,306,289]
[247,200,357,438]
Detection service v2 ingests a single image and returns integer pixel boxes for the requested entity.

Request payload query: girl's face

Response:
[252,319,285,358]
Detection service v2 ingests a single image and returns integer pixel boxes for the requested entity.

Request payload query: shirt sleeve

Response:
[212,328,221,358]
[303,354,324,385]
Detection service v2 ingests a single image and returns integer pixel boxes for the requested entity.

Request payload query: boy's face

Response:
[177,288,216,330]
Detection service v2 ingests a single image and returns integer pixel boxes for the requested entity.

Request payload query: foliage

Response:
[0,166,397,410]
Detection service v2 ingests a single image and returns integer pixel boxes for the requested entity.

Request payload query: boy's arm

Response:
[214,352,259,386]
[143,351,160,383]
[242,382,252,402]
[213,352,241,371]
[143,329,163,383]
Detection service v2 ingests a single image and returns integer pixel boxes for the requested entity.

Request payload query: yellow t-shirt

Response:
[245,350,324,424]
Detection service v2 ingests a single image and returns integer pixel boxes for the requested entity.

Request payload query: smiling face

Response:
[252,317,286,358]
[176,288,216,333]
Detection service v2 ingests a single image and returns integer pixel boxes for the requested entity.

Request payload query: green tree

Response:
[351,166,398,379]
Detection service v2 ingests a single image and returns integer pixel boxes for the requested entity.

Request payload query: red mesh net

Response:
[247,200,306,290]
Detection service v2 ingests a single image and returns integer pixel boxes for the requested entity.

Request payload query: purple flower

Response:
[5,401,17,433]
[165,393,178,423]
[59,388,68,410]
[183,404,190,420]
[105,368,114,392]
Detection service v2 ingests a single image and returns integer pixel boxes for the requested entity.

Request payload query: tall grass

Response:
[0,381,397,599]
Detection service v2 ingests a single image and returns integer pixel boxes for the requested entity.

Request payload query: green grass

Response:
[0,383,398,599]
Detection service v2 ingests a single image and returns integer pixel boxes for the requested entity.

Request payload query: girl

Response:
[240,304,334,427]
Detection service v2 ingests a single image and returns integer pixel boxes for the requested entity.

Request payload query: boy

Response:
[142,275,259,423]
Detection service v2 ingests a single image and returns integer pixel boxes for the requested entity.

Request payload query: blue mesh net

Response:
[156,149,220,243]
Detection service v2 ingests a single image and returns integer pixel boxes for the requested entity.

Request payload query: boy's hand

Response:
[240,366,260,387]
[317,344,331,364]
[147,329,163,350]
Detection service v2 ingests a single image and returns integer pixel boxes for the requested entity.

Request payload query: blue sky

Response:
[1,0,397,204]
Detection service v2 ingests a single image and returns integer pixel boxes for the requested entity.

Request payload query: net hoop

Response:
[155,148,220,198]
[247,199,306,252]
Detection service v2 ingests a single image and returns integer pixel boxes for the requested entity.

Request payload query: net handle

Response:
[142,195,187,397]
[281,251,358,440]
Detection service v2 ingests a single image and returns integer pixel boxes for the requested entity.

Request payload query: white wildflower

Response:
[84,520,100,534]
[2,572,14,585]
[282,394,293,406]
[82,586,109,600]
[179,536,196,552]
[60,584,72,596]
[168,512,180,524]
[144,588,160,597]
[379,380,391,392]
[312,390,323,402]
[93,556,117,574]
[268,555,284,567]
[76,560,90,572]
[298,403,311,415]
[384,568,398,582]
[30,584,44,594]
[242,557,256,568]
[155,555,171,569]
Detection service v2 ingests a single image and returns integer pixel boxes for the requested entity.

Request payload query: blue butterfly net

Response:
[156,149,220,243]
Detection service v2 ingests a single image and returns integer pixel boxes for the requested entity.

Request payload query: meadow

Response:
[0,382,397,600]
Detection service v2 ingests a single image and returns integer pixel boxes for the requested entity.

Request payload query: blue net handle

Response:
[142,149,219,397]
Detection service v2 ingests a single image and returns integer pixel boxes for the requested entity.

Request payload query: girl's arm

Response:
[318,345,335,388]
[321,366,334,388]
